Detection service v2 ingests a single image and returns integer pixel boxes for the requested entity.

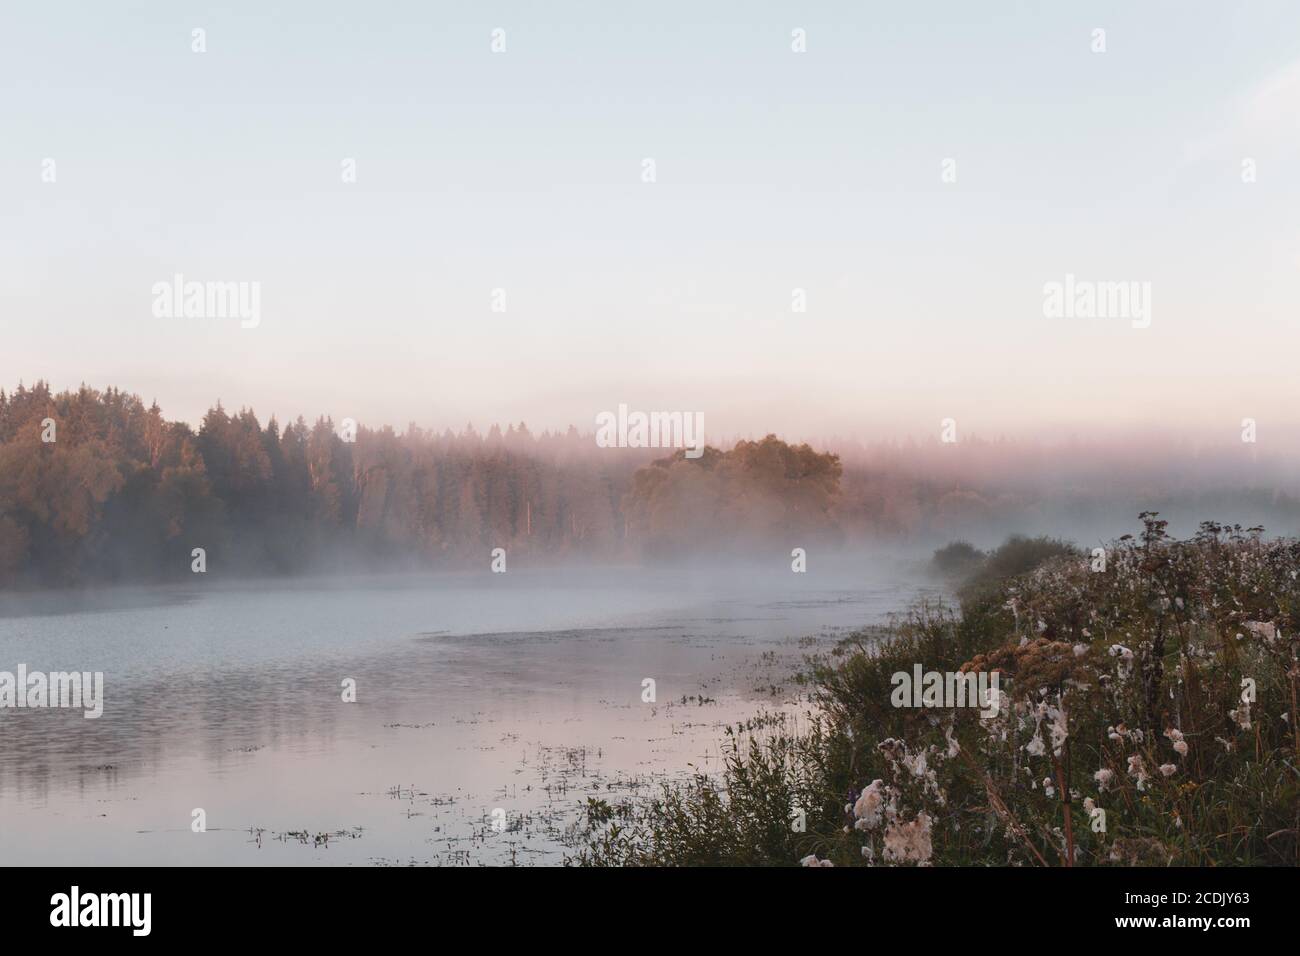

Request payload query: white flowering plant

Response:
[576,517,1299,867]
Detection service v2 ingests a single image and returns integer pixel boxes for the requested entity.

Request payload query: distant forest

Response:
[2,381,1299,587]
[0,382,845,586]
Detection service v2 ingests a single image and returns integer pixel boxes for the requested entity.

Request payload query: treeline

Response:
[625,440,842,558]
[7,381,1297,587]
[0,382,845,586]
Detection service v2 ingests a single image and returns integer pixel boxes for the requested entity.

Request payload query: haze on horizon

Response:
[3,1,1299,446]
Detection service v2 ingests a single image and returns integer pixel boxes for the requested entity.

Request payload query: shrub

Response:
[931,540,985,579]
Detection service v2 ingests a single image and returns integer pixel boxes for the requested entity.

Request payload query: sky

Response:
[2,1,1298,446]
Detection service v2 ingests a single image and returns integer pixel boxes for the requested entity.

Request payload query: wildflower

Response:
[1108,836,1174,866]
[882,810,933,865]
[1043,777,1056,798]
[1158,763,1177,777]
[903,750,928,779]
[852,779,886,830]
[876,738,905,763]
[1229,703,1251,730]
[1127,754,1149,791]
[1024,729,1046,756]
[1109,644,1134,680]
[1047,703,1068,755]
[1073,643,1088,657]
[1243,621,1276,642]
[1094,768,1114,791]
[799,854,834,868]
[1164,727,1188,757]
[1083,797,1096,816]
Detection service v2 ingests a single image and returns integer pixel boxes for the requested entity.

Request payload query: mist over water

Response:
[0,559,934,865]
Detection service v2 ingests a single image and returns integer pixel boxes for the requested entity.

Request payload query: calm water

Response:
[0,563,930,865]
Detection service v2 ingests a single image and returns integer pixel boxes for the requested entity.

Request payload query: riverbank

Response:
[574,517,1300,866]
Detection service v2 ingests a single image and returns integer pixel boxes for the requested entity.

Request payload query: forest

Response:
[0,382,846,586]
[3,381,1298,588]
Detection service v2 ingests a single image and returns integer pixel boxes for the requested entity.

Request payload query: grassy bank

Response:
[572,515,1300,866]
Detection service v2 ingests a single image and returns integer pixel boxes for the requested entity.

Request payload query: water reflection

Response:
[0,566,931,865]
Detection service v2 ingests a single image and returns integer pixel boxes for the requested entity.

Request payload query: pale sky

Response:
[2,1,1298,444]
